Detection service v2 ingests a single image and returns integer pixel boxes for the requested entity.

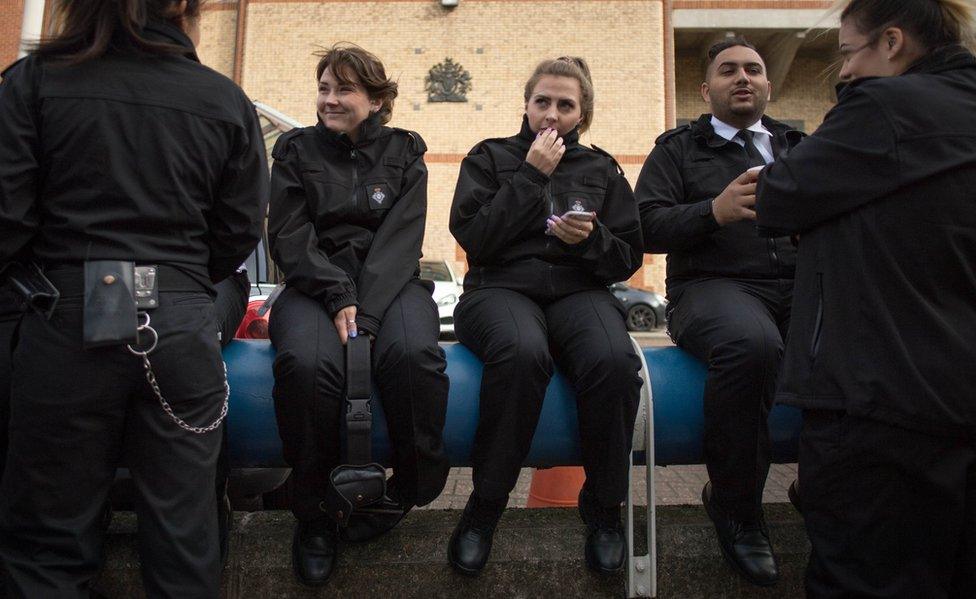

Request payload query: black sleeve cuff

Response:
[356,313,381,336]
[325,292,358,319]
[698,198,721,232]
[517,161,550,187]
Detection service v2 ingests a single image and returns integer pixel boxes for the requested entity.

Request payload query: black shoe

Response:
[100,503,114,532]
[578,487,625,574]
[702,482,780,587]
[787,479,801,513]
[292,520,338,587]
[218,493,232,567]
[448,494,505,576]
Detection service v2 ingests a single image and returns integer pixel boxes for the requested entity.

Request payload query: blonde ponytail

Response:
[938,0,976,51]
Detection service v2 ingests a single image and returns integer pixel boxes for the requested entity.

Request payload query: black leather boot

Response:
[702,482,780,587]
[292,519,338,587]
[787,479,801,513]
[578,487,625,574]
[447,494,506,575]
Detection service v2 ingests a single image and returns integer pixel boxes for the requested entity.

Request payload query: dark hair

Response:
[314,43,398,125]
[839,0,976,51]
[33,0,202,64]
[704,37,763,78]
[523,56,595,133]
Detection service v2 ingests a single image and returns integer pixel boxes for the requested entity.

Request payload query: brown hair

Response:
[315,43,398,125]
[837,0,976,52]
[523,56,595,133]
[34,0,203,64]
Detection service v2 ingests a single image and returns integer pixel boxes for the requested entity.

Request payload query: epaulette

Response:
[391,127,428,155]
[465,136,510,157]
[271,127,308,161]
[590,143,625,176]
[654,123,691,145]
[1,56,28,82]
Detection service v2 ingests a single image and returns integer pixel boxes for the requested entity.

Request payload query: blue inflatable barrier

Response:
[223,340,801,469]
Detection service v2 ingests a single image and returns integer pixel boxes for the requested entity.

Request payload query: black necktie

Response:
[736,129,767,168]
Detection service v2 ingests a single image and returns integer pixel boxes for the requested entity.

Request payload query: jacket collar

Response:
[836,45,976,98]
[691,113,802,150]
[315,112,385,148]
[515,115,580,149]
[142,20,199,62]
[904,44,976,76]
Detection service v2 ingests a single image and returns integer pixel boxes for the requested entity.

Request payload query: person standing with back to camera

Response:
[0,0,268,596]
[756,1,976,596]
[448,56,644,576]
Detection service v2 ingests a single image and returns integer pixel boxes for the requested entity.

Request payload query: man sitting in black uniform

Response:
[635,38,802,587]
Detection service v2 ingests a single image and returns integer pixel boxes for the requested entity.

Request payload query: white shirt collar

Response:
[710,116,771,142]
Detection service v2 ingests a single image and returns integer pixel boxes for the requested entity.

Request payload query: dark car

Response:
[610,282,667,332]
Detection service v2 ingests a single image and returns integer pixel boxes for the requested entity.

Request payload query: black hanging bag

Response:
[322,335,404,539]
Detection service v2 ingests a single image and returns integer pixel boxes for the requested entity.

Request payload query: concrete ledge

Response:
[673,9,838,30]
[93,504,808,598]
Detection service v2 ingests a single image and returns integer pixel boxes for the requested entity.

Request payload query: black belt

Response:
[43,264,207,296]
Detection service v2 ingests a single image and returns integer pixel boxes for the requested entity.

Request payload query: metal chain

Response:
[127,312,229,434]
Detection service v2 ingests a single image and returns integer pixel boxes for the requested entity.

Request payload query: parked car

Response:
[420,259,463,339]
[610,282,667,332]
[232,102,304,340]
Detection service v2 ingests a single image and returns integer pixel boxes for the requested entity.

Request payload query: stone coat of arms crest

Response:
[425,58,472,103]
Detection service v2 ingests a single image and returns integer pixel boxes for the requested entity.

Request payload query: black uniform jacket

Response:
[268,116,429,335]
[756,46,976,437]
[0,21,268,287]
[635,114,802,296]
[450,117,643,300]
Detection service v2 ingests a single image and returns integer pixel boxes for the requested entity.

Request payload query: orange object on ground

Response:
[526,466,587,507]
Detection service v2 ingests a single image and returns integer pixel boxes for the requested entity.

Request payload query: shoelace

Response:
[731,518,768,540]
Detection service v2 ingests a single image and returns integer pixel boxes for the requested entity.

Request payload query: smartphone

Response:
[561,210,595,221]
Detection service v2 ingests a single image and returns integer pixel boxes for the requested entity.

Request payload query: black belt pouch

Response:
[83,260,138,349]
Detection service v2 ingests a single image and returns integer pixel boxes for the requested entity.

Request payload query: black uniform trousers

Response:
[0,310,18,480]
[0,273,226,599]
[212,272,250,508]
[455,287,642,508]
[269,278,450,523]
[667,277,792,521]
[800,410,976,599]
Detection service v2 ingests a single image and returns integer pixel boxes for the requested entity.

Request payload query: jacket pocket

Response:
[809,273,824,359]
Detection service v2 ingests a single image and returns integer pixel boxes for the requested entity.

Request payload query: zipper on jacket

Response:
[809,273,824,359]
[349,148,359,205]
[544,181,554,251]
[768,237,780,274]
[544,180,555,295]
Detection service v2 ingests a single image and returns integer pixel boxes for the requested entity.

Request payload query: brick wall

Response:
[0,0,24,71]
[196,0,667,288]
[197,4,238,78]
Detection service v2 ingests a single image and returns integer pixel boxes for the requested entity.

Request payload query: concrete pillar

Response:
[763,31,806,101]
[19,0,44,58]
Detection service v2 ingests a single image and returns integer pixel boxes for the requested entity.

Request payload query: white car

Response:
[420,259,463,338]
